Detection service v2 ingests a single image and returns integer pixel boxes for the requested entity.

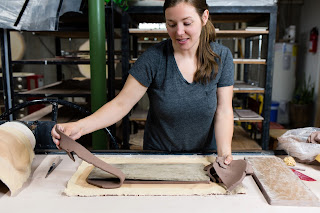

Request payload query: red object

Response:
[309,27,318,53]
[26,74,43,90]
[26,75,45,114]
[291,169,316,181]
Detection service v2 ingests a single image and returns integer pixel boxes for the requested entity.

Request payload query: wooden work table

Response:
[1,154,319,213]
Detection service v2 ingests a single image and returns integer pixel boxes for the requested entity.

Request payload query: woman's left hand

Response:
[224,154,233,165]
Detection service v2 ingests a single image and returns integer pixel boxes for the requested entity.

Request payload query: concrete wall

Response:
[297,0,320,124]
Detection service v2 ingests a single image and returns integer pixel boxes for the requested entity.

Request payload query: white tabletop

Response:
[1,154,320,213]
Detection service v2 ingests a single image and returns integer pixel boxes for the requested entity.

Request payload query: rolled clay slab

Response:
[0,122,35,196]
[87,163,210,187]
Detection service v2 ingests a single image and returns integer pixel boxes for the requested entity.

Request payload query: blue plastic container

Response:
[270,101,279,122]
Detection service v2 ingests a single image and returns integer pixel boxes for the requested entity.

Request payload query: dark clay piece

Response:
[204,157,253,191]
[57,127,125,189]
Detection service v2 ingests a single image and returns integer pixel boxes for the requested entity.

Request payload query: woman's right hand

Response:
[51,122,83,147]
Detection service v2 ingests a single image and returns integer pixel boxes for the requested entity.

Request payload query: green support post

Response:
[89,0,108,149]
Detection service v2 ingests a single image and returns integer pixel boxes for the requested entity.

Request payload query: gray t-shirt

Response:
[129,39,234,152]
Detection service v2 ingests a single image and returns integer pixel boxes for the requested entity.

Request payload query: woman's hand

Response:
[51,122,83,147]
[223,154,233,165]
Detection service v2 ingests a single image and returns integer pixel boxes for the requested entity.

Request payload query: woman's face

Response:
[165,2,208,53]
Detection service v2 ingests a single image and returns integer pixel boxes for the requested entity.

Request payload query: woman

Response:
[51,0,234,165]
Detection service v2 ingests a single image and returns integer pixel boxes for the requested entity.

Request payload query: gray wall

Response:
[297,0,320,123]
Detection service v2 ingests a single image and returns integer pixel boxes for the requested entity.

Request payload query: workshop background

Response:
[0,0,320,152]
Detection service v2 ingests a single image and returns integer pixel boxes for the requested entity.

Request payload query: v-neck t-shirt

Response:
[129,39,234,152]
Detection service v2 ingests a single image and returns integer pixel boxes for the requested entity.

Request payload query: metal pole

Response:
[261,7,278,150]
[106,1,116,143]
[244,38,250,83]
[89,0,108,149]
[0,29,14,121]
[121,11,130,149]
[55,37,62,81]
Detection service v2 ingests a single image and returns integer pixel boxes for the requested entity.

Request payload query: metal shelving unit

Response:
[0,1,120,150]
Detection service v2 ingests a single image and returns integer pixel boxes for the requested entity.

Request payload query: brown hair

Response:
[164,0,220,84]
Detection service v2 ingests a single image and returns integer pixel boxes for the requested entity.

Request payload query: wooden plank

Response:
[130,109,264,123]
[19,105,62,121]
[233,58,266,64]
[129,28,269,38]
[234,109,264,121]
[233,89,265,94]
[129,58,266,65]
[247,157,320,206]
[234,82,265,94]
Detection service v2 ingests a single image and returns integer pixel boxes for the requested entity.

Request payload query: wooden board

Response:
[235,109,260,118]
[234,109,264,122]
[247,157,320,206]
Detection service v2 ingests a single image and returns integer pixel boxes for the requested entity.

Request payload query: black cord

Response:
[55,0,64,31]
[14,0,30,27]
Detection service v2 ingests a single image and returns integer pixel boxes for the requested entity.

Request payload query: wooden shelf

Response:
[234,82,265,94]
[129,58,266,65]
[17,78,123,97]
[17,81,91,97]
[234,109,264,122]
[233,58,266,64]
[129,29,268,38]
[216,30,269,38]
[138,40,162,44]
[13,58,91,65]
[130,109,263,123]
[129,28,167,36]
[12,58,122,65]
[33,31,122,39]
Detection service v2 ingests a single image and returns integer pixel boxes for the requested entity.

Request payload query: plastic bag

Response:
[0,0,82,31]
[277,127,320,162]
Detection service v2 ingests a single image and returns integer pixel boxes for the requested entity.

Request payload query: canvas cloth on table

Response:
[64,155,246,196]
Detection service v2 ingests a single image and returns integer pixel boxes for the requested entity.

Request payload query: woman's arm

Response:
[51,74,147,145]
[214,85,234,164]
